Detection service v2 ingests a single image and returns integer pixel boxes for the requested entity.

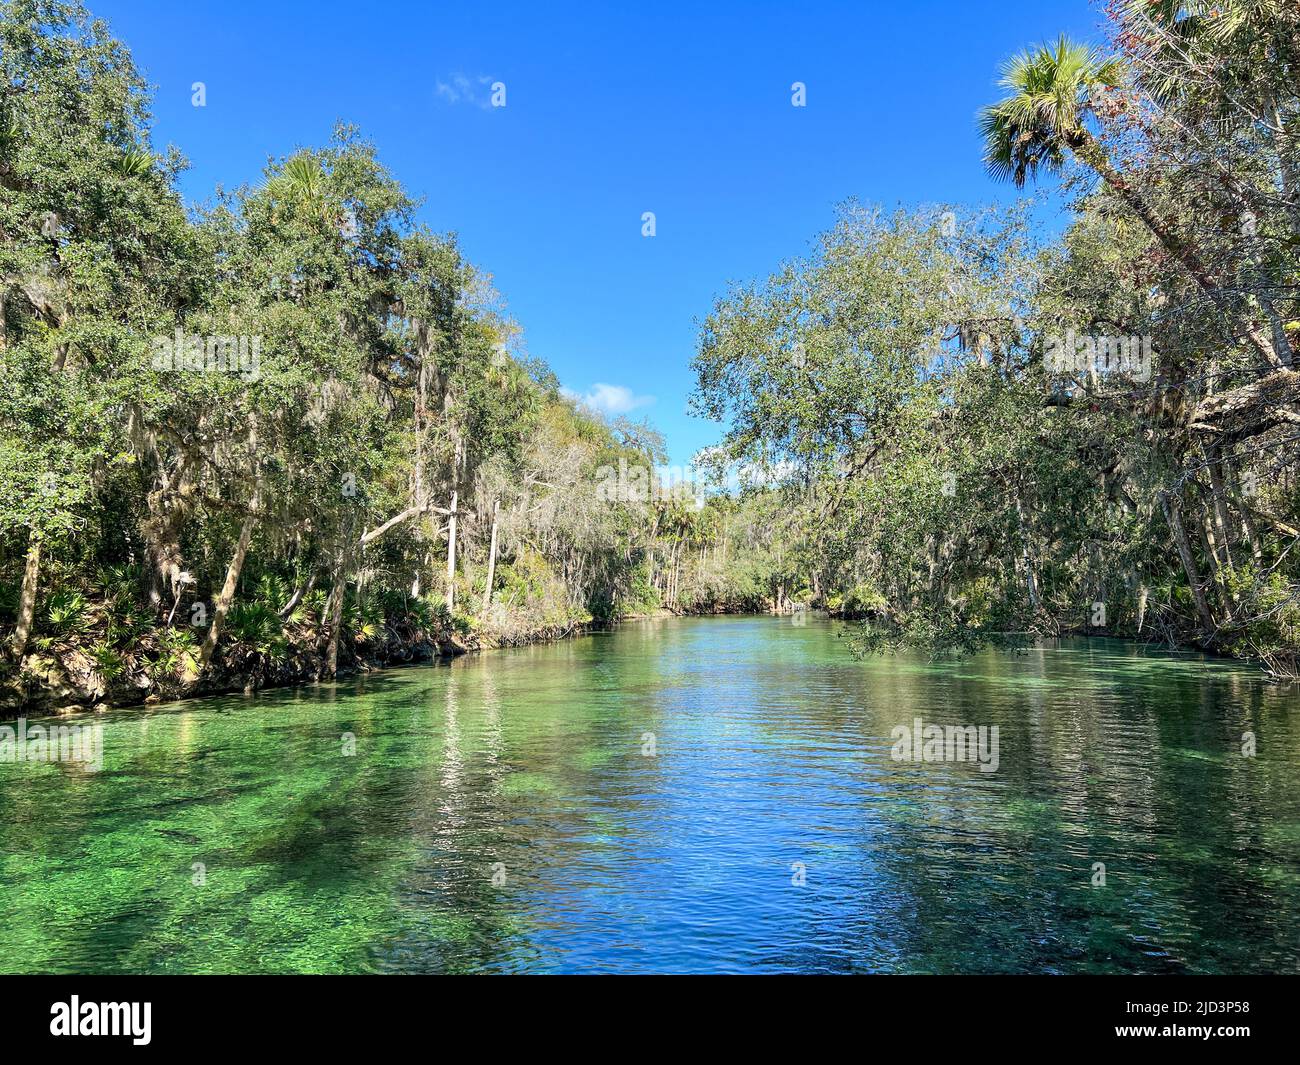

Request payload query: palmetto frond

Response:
[281,155,323,199]
[112,147,153,178]
[267,153,331,221]
[980,36,1123,188]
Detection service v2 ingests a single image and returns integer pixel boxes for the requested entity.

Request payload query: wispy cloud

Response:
[435,73,496,110]
[563,383,655,417]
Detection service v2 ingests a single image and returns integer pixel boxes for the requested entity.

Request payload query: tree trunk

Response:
[1159,491,1216,637]
[1188,369,1300,444]
[1232,469,1264,563]
[143,504,187,611]
[137,445,196,610]
[8,533,41,659]
[278,571,316,619]
[189,511,257,680]
[1206,448,1237,558]
[481,499,499,615]
[324,563,347,678]
[1014,492,1040,612]
[1199,508,1235,615]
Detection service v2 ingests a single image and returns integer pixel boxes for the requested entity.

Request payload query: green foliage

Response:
[0,0,589,682]
[152,627,197,678]
[827,583,888,617]
[1220,567,1300,677]
[111,147,153,178]
[227,603,289,662]
[95,566,145,607]
[106,600,151,648]
[88,640,125,683]
[45,589,88,634]
[342,598,386,644]
[847,605,1033,660]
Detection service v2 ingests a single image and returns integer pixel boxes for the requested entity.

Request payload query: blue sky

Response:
[95,0,1103,465]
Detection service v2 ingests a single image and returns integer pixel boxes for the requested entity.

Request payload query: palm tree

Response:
[981,36,1286,369]
[486,347,539,419]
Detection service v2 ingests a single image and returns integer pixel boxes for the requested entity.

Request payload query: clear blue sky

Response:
[94,0,1102,465]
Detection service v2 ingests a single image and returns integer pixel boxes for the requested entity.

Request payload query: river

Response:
[2,616,1298,973]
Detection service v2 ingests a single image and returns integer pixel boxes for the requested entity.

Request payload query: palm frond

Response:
[981,36,1123,188]
[112,147,153,178]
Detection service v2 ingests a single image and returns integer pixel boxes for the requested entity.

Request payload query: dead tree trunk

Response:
[445,485,458,614]
[481,499,500,615]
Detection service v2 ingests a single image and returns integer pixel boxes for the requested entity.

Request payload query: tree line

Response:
[2,0,1297,715]
[692,1,1299,676]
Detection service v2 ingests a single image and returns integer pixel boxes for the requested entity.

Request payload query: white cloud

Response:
[563,383,655,416]
[435,73,495,109]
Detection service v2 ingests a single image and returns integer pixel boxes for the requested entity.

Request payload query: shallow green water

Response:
[2,617,1299,973]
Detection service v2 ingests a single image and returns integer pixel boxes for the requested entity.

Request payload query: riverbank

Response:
[8,607,1292,720]
[8,590,1290,721]
[0,604,745,720]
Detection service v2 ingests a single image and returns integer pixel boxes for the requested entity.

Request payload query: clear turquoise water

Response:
[2,617,1299,973]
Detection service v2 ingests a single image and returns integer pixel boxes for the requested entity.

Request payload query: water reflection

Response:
[1,619,1298,973]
